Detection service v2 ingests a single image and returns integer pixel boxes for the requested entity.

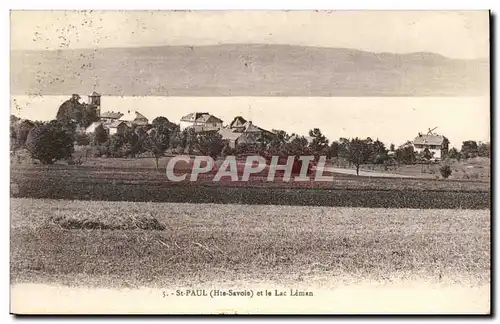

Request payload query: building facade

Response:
[119,111,149,126]
[412,132,449,160]
[219,116,274,149]
[180,112,224,133]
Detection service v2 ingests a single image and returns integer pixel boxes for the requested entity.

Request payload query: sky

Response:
[10,10,489,59]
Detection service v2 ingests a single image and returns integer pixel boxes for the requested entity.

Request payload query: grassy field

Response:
[350,157,491,181]
[13,147,491,181]
[11,198,491,289]
[10,162,491,209]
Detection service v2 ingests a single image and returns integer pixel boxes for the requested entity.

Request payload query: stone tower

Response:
[88,90,101,117]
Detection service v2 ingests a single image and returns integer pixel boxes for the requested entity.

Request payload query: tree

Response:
[81,104,100,129]
[337,137,350,155]
[271,129,290,143]
[370,139,388,164]
[390,143,395,152]
[440,165,452,179]
[461,140,479,159]
[56,94,100,128]
[10,115,20,124]
[441,137,450,158]
[168,129,183,151]
[308,128,329,159]
[195,131,226,159]
[10,125,17,151]
[181,128,198,154]
[448,147,461,160]
[15,119,35,148]
[256,131,277,152]
[92,124,109,146]
[56,94,84,125]
[329,141,340,161]
[395,146,416,165]
[281,136,311,157]
[345,138,372,176]
[135,125,148,139]
[143,124,170,169]
[420,148,434,162]
[152,116,179,131]
[75,133,91,146]
[105,129,142,158]
[107,134,126,158]
[25,120,74,164]
[262,130,288,156]
[478,142,491,158]
[235,143,261,156]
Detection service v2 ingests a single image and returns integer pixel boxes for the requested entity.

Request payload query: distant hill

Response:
[10,44,489,97]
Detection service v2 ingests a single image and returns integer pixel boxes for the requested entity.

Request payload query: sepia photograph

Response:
[9,10,491,314]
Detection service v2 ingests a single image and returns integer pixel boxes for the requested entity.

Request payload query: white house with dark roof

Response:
[412,128,449,160]
[218,117,274,148]
[180,112,223,133]
[85,121,103,134]
[84,120,130,135]
[119,110,149,126]
[107,120,130,135]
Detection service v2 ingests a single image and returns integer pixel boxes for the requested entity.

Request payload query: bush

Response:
[91,145,109,158]
[25,120,74,164]
[92,124,109,146]
[440,165,452,179]
[221,144,236,157]
[75,133,91,146]
[174,146,185,155]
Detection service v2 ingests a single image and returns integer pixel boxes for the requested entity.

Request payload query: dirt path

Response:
[319,166,416,178]
[11,279,490,314]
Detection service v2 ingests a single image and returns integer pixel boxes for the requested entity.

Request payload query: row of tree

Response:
[10,115,491,175]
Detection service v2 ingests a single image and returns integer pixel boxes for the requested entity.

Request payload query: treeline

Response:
[10,115,491,174]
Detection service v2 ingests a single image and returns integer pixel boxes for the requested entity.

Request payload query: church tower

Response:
[88,90,101,117]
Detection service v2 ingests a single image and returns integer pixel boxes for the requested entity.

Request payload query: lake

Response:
[10,95,490,148]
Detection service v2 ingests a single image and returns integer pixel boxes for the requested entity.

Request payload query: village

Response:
[77,91,450,161]
[9,90,491,181]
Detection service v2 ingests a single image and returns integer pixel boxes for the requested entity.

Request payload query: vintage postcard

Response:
[9,10,490,315]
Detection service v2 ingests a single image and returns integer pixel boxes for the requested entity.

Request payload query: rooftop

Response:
[101,111,124,119]
[218,128,244,141]
[120,111,149,124]
[181,112,223,124]
[413,134,446,146]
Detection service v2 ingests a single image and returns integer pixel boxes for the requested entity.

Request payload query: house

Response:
[84,120,130,136]
[412,128,449,160]
[229,116,247,130]
[108,120,130,135]
[85,121,102,134]
[119,110,149,126]
[218,128,244,149]
[179,112,224,133]
[218,117,274,149]
[100,111,124,123]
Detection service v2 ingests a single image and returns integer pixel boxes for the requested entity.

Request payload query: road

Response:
[317,166,416,178]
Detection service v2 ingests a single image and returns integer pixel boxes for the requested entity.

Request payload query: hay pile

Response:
[48,213,166,230]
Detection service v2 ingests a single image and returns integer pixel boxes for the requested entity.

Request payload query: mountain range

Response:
[10,43,489,97]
